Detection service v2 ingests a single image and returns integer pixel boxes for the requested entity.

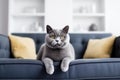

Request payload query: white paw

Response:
[46,65,54,75]
[61,62,69,72]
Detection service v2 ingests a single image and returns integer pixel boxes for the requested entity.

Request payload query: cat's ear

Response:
[62,25,69,33]
[46,25,53,33]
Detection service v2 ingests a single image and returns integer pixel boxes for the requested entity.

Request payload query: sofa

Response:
[0,33,120,79]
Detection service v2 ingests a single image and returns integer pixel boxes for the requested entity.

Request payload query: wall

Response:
[45,0,72,30]
[0,0,120,35]
[0,0,8,35]
[105,0,120,36]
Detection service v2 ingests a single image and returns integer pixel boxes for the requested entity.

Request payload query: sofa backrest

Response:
[12,33,112,59]
[0,34,11,58]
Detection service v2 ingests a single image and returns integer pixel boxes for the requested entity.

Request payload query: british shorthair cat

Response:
[37,25,75,75]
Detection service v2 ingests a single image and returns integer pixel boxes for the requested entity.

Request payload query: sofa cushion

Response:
[9,35,36,59]
[69,58,120,79]
[0,58,120,79]
[111,36,120,57]
[83,36,115,58]
[0,34,10,58]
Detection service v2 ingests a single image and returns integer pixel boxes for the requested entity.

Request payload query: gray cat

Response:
[37,25,75,75]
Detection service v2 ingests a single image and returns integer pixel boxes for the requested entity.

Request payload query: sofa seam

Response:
[70,60,120,66]
[0,60,120,66]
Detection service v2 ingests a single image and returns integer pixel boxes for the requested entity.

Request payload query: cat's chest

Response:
[45,47,67,61]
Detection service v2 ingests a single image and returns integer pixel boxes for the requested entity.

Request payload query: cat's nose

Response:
[55,40,59,42]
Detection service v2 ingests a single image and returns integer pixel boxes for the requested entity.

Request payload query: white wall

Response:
[105,0,120,36]
[45,0,72,30]
[0,0,8,35]
[0,0,120,35]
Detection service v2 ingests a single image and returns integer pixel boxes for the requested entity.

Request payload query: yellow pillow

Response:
[9,35,37,59]
[83,36,116,59]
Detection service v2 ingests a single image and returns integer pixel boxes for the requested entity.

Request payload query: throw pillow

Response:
[83,36,116,58]
[9,35,37,59]
[111,36,120,57]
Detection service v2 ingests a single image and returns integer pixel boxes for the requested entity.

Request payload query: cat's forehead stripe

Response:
[53,29,61,36]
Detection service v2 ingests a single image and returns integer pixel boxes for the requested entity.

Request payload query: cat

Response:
[37,25,75,75]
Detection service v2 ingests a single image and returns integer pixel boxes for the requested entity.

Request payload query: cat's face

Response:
[45,25,70,49]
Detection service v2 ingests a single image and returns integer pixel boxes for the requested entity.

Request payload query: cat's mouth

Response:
[54,43,61,47]
[54,43,66,48]
[50,41,66,48]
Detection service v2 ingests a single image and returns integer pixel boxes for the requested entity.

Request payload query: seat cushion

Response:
[9,35,36,59]
[69,58,120,79]
[0,58,120,79]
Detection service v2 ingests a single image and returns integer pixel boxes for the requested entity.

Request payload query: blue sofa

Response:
[0,33,120,79]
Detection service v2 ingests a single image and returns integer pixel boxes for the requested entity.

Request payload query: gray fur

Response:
[37,25,75,75]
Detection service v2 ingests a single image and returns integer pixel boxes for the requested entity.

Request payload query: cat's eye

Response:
[50,35,55,39]
[60,35,65,40]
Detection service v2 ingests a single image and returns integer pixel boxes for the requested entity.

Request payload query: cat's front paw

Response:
[46,65,54,75]
[61,61,69,72]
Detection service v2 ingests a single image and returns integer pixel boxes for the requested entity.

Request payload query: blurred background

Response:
[0,0,120,35]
